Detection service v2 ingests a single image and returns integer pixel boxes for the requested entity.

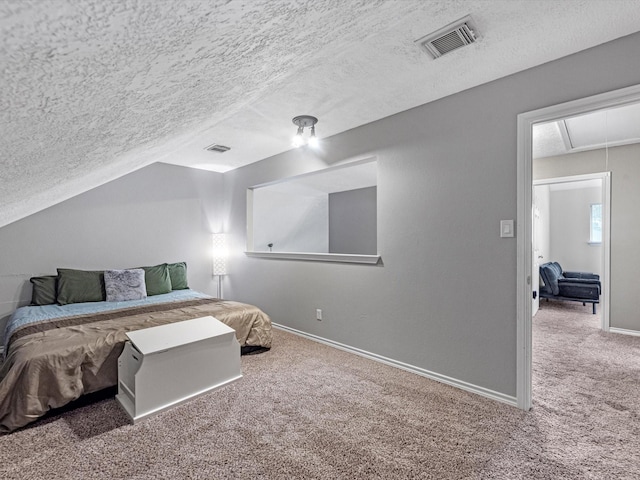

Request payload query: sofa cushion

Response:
[557,280,600,301]
[540,263,562,296]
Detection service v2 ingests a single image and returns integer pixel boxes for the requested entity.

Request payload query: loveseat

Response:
[539,261,601,314]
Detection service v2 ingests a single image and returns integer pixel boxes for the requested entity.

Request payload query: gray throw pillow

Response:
[30,275,58,305]
[104,269,147,302]
[57,268,105,305]
[139,263,172,296]
[168,261,189,290]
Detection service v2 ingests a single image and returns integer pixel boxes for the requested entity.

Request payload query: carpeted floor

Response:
[484,301,640,479]
[0,302,638,479]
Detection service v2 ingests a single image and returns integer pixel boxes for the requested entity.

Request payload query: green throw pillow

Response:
[140,263,172,296]
[168,262,189,290]
[30,275,58,306]
[56,268,106,305]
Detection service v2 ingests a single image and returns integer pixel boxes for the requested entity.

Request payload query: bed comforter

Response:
[0,292,271,433]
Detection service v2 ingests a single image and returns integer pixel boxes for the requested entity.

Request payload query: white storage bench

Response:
[116,315,242,423]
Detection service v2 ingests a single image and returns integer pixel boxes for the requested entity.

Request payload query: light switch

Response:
[500,220,514,238]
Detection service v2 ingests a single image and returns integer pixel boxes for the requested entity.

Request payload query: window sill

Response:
[245,251,381,265]
[588,242,602,246]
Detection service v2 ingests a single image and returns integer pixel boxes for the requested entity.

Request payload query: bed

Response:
[0,264,272,433]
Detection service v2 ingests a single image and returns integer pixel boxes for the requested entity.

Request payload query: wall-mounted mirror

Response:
[246,157,379,263]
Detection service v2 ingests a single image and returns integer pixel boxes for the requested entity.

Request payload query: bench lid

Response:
[125,316,234,354]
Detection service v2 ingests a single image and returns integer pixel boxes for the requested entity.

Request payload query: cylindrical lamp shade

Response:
[212,234,228,276]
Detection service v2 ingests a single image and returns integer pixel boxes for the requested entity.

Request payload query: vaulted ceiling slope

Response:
[2,0,640,228]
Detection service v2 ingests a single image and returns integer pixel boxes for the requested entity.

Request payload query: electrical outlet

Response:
[316,309,322,321]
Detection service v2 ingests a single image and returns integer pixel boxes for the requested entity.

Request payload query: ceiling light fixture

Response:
[292,115,319,148]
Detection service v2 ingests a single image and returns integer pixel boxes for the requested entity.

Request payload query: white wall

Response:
[0,163,223,340]
[252,189,328,253]
[549,186,602,276]
[534,184,551,265]
[223,31,640,400]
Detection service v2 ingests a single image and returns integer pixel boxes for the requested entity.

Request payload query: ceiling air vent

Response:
[415,15,480,59]
[204,144,231,153]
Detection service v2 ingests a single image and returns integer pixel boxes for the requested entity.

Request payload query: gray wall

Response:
[535,143,640,331]
[549,186,602,276]
[0,162,223,341]
[224,31,640,398]
[329,187,377,255]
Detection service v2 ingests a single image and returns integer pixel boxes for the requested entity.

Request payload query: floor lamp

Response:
[212,233,227,299]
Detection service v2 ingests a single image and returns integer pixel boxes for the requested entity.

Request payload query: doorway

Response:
[516,83,640,411]
[532,173,609,328]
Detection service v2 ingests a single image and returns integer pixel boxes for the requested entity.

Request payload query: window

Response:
[590,203,602,244]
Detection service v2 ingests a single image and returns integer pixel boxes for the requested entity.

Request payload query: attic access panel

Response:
[564,102,640,149]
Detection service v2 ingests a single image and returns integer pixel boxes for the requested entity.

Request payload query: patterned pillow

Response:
[104,269,147,302]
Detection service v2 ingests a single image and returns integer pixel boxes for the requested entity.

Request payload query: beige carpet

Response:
[0,302,638,479]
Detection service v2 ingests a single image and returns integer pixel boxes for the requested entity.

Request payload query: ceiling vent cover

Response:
[204,144,231,153]
[415,15,480,59]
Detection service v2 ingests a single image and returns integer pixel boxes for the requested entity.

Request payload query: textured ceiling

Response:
[2,0,640,228]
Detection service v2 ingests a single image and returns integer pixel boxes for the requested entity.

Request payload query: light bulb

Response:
[292,126,304,147]
[308,126,319,148]
[292,133,304,148]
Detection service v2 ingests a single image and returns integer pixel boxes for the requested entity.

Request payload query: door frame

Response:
[516,83,640,411]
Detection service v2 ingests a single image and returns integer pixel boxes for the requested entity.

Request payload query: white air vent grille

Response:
[415,15,480,59]
[204,144,231,153]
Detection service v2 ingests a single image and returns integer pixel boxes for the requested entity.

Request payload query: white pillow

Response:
[104,269,147,302]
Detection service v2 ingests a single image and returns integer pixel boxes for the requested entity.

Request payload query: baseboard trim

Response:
[273,323,517,407]
[609,327,640,337]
